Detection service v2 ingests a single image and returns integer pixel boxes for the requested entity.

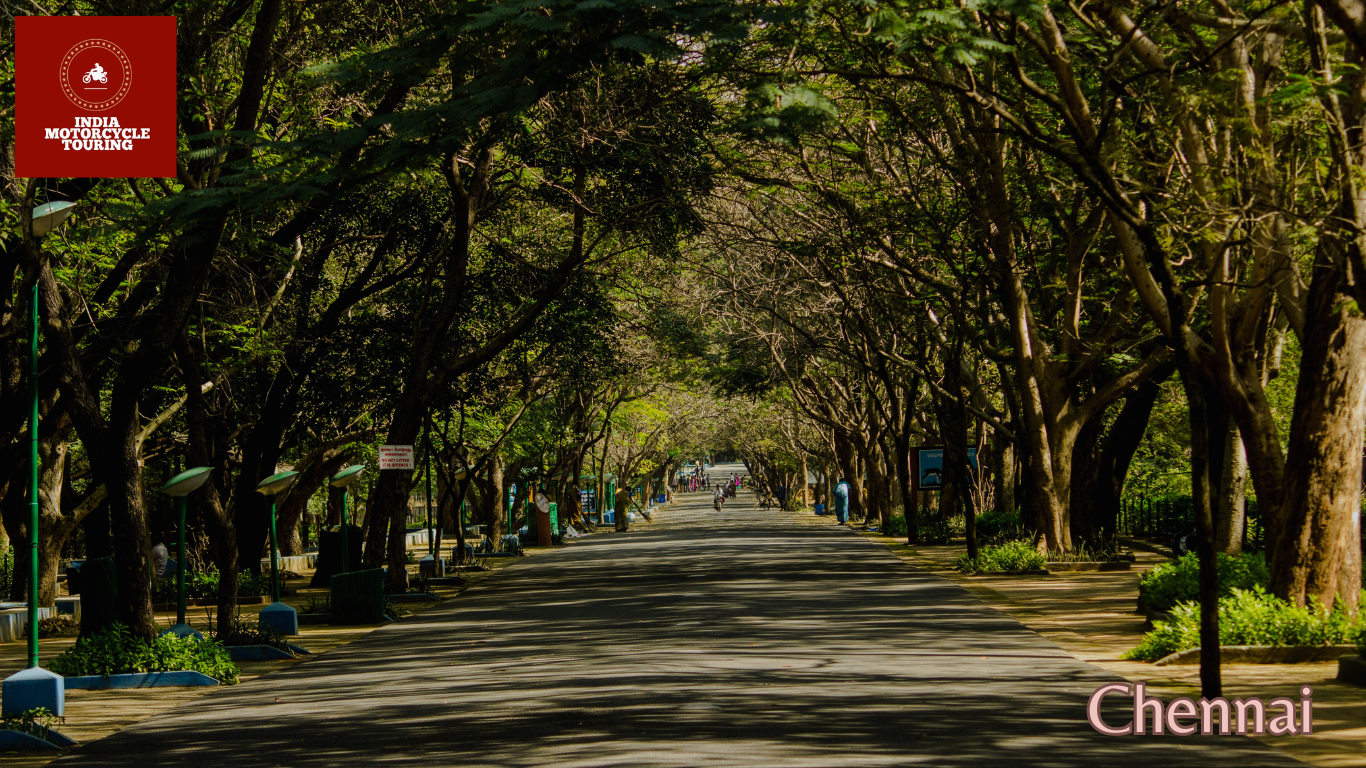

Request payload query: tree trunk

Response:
[1217,423,1248,555]
[992,429,1015,515]
[1270,261,1366,616]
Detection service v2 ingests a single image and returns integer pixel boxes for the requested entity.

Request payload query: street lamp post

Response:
[2,202,78,718]
[158,467,213,637]
[329,465,364,575]
[255,470,300,636]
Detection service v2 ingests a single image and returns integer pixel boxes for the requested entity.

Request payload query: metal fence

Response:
[1117,495,1264,551]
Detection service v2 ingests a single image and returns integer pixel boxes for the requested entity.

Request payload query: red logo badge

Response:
[60,39,133,111]
[16,16,177,179]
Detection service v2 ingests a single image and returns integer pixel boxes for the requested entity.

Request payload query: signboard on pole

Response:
[913,446,978,490]
[16,16,178,178]
[378,445,414,470]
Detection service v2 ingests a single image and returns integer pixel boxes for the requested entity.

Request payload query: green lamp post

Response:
[159,467,213,637]
[1,200,77,716]
[28,202,78,663]
[1,201,78,718]
[255,470,300,635]
[329,465,364,575]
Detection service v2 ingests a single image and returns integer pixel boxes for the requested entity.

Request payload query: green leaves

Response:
[1124,586,1365,662]
[736,83,839,145]
[48,624,240,685]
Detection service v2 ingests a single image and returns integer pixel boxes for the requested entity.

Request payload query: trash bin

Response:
[330,568,385,624]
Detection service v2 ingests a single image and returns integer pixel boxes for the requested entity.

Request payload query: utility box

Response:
[330,568,385,624]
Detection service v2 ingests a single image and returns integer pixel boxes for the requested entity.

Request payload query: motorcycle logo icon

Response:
[60,39,131,111]
[82,64,108,85]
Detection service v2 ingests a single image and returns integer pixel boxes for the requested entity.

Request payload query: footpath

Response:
[857,529,1366,768]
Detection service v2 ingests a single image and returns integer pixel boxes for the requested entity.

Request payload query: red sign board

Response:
[15,16,177,178]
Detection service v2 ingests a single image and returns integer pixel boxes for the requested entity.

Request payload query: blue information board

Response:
[914,446,977,490]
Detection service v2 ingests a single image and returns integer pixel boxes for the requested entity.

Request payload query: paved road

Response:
[56,464,1297,766]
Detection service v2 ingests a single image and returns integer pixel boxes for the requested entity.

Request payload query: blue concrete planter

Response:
[62,671,219,690]
[0,727,76,750]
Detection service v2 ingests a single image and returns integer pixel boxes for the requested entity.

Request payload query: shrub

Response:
[955,540,1046,574]
[1045,540,1124,563]
[47,624,239,684]
[1137,551,1270,613]
[974,510,1026,542]
[38,616,80,638]
[885,515,908,537]
[151,569,269,602]
[211,615,291,652]
[917,517,952,545]
[2,708,62,740]
[1123,587,1363,662]
[0,549,13,599]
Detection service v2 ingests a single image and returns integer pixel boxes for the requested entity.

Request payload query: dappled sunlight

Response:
[51,489,1299,767]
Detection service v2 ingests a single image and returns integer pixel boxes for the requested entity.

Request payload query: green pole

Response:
[504,485,513,550]
[176,496,187,626]
[28,283,39,669]
[268,499,281,603]
[339,489,350,574]
[424,436,434,557]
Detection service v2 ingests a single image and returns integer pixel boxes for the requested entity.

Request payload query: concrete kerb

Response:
[1154,645,1360,666]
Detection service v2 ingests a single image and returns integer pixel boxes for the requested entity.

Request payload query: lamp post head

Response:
[160,467,213,497]
[31,201,76,238]
[329,465,365,488]
[255,470,300,496]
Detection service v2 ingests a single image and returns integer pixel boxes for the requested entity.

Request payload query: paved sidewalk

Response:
[45,464,1301,766]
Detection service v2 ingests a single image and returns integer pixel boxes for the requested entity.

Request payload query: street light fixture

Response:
[2,202,77,718]
[159,467,213,638]
[255,470,300,636]
[30,201,76,238]
[329,465,364,574]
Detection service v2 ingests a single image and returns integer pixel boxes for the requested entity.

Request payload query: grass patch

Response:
[1137,551,1269,613]
[1044,541,1125,563]
[1122,587,1363,662]
[47,624,239,684]
[954,540,1045,574]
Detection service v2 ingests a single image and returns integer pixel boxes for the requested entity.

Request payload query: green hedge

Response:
[47,624,239,684]
[1123,587,1363,662]
[1137,551,1269,613]
[954,540,1045,574]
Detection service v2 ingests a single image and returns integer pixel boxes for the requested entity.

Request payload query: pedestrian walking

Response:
[832,477,851,524]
